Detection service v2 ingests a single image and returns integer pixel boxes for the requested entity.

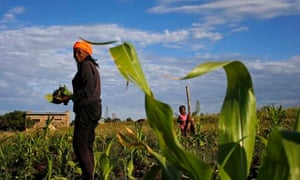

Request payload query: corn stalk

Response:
[81,39,300,179]
[108,41,257,179]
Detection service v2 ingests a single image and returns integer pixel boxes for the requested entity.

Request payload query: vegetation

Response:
[0,110,35,131]
[0,106,298,179]
[108,42,300,180]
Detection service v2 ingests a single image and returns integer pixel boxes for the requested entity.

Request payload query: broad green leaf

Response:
[144,141,182,180]
[126,150,135,180]
[105,136,115,156]
[117,128,182,180]
[281,130,300,180]
[94,137,115,180]
[217,136,248,178]
[110,42,212,180]
[109,43,257,179]
[100,154,113,180]
[181,61,257,180]
[109,42,151,95]
[145,94,213,179]
[258,129,300,180]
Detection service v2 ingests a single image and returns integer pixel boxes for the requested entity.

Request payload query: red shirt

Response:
[178,114,187,130]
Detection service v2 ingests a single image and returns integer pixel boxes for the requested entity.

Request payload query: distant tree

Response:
[112,118,121,122]
[0,110,27,131]
[104,117,121,123]
[136,118,146,123]
[126,117,133,122]
[104,117,112,123]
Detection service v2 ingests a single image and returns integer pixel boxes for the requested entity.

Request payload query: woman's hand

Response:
[53,95,71,105]
[60,95,71,105]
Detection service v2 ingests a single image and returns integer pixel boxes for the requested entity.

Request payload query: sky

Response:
[0,0,300,120]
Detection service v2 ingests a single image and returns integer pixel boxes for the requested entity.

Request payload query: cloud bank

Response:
[0,1,299,120]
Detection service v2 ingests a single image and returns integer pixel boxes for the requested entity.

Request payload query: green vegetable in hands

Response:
[45,85,72,105]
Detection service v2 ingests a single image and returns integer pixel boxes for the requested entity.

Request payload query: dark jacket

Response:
[72,56,101,121]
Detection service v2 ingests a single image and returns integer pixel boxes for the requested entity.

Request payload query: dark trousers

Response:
[73,101,101,180]
[73,124,95,180]
[73,115,99,179]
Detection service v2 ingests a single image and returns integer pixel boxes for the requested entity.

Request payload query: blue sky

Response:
[0,0,300,120]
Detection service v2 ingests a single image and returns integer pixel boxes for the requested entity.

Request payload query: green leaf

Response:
[109,42,151,95]
[109,43,257,179]
[258,129,300,180]
[281,130,300,180]
[109,42,212,180]
[181,61,257,180]
[117,129,182,180]
[145,94,213,179]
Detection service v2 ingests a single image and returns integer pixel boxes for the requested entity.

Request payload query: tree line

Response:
[0,110,35,131]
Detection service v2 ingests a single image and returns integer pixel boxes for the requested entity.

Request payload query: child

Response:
[177,105,195,136]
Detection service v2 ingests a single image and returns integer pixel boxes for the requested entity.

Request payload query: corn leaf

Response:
[109,42,151,95]
[258,129,300,180]
[181,61,257,180]
[145,94,213,179]
[117,129,182,180]
[281,130,300,180]
[259,141,282,180]
[109,42,212,179]
[109,42,257,179]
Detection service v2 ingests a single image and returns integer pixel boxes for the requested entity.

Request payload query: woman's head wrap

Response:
[73,41,93,55]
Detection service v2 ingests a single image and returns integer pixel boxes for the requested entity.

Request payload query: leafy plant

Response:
[264,104,286,128]
[45,85,72,105]
[258,129,300,180]
[43,115,54,138]
[106,41,256,179]
[94,136,115,180]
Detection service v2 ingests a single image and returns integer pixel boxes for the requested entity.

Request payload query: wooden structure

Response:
[25,111,70,130]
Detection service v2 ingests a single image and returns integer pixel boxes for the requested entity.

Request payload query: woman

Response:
[61,40,101,180]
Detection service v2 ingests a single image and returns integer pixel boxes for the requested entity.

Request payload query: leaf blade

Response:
[181,61,257,179]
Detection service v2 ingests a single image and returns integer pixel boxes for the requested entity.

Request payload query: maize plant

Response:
[63,39,300,179]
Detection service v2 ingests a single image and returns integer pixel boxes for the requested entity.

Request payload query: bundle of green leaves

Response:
[45,85,72,105]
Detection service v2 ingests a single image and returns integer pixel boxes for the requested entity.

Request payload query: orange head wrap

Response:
[73,41,93,55]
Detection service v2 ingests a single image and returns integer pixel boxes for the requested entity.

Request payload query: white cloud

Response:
[149,0,300,39]
[150,0,300,18]
[246,56,300,108]
[0,6,25,29]
[230,26,249,33]
[0,2,299,119]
